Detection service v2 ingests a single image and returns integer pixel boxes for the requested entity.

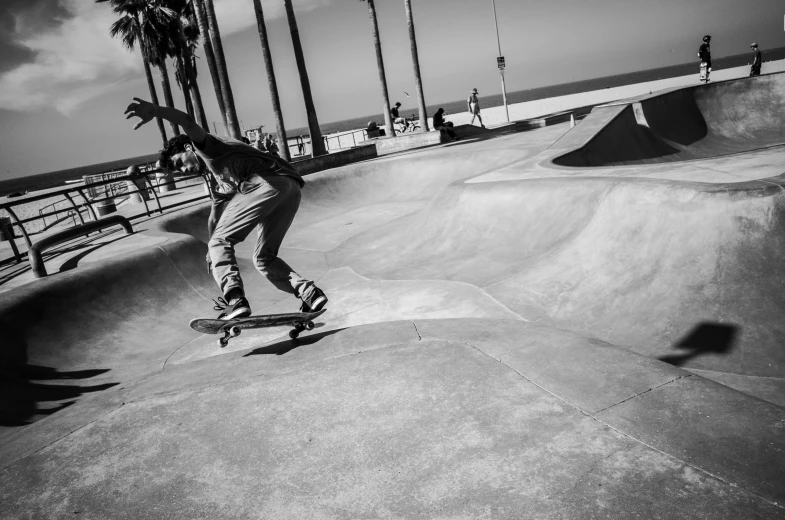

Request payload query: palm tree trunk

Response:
[284,0,326,157]
[143,54,168,145]
[158,60,180,136]
[252,0,290,161]
[367,0,394,138]
[193,0,228,136]
[177,56,195,119]
[404,0,428,132]
[203,0,241,139]
[183,47,209,130]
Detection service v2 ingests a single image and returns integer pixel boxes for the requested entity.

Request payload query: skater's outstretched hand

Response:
[124,97,207,143]
[124,98,158,130]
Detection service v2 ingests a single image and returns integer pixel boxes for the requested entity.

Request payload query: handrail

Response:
[0,171,207,255]
[28,214,133,278]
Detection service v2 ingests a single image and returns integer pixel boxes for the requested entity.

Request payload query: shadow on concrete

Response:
[244,327,346,357]
[659,322,738,366]
[0,328,117,426]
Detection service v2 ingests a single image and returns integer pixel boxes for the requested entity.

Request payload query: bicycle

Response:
[395,117,420,134]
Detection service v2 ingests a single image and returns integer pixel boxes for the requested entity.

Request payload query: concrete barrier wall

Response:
[294,144,378,176]
[375,131,446,155]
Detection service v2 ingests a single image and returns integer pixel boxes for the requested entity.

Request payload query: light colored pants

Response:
[209,175,313,299]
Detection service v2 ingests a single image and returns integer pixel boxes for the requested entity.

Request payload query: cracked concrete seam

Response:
[1,401,127,473]
[456,339,785,509]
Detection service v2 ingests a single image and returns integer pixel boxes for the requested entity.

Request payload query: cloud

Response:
[212,0,333,35]
[0,0,331,115]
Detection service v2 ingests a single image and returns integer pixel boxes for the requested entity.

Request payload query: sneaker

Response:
[299,286,328,313]
[213,296,252,320]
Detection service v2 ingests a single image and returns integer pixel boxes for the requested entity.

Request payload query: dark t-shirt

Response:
[193,134,303,192]
[433,112,444,127]
[390,106,400,118]
[752,49,762,67]
[699,43,711,63]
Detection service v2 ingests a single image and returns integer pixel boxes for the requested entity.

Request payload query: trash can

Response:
[0,216,13,242]
[156,171,175,193]
[95,199,116,216]
[125,179,150,204]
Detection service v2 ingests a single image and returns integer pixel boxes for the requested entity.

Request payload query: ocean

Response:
[3,46,782,197]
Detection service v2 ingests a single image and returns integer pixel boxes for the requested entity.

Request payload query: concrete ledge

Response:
[294,143,378,176]
[375,130,447,155]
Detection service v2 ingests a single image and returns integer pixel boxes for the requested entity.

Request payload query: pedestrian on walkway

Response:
[467,88,485,128]
[750,43,762,76]
[124,97,328,320]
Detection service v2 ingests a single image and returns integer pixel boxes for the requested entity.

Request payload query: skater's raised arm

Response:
[124,98,207,145]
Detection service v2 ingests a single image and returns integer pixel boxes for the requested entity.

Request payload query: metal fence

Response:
[1,170,210,264]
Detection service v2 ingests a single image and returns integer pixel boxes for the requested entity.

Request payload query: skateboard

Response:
[190,308,327,347]
[699,62,709,82]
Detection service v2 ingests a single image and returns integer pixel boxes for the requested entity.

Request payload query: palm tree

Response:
[192,0,229,135]
[361,0,394,138]
[156,58,180,135]
[403,0,428,131]
[283,0,326,157]
[252,0,290,161]
[97,0,169,145]
[176,8,210,130]
[202,0,242,138]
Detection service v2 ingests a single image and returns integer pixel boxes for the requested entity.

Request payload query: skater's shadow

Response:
[658,322,737,366]
[244,327,346,357]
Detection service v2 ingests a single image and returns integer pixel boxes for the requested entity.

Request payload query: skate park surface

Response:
[1,73,785,518]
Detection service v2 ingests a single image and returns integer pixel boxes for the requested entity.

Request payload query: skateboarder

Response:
[124,98,328,320]
[750,43,762,76]
[698,35,712,83]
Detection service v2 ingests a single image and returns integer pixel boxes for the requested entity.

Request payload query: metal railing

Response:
[1,170,210,264]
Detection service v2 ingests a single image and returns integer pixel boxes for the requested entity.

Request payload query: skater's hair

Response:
[159,134,193,170]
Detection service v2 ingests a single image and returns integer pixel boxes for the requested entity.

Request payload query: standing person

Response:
[698,35,712,83]
[124,97,328,320]
[750,42,762,76]
[390,101,409,131]
[432,108,458,141]
[296,135,305,156]
[467,88,484,128]
[263,134,280,156]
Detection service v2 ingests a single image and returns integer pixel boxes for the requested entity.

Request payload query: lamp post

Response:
[492,0,509,122]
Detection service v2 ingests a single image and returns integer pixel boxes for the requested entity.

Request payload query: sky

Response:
[0,0,783,180]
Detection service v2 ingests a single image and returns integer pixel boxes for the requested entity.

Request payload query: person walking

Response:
[698,35,712,83]
[124,97,328,320]
[750,43,762,76]
[467,88,484,128]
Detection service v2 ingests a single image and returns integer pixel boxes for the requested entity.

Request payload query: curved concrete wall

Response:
[555,73,785,166]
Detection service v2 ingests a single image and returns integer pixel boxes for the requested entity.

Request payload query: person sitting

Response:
[432,108,458,141]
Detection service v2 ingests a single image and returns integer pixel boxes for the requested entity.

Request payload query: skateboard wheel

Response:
[218,337,229,348]
[229,326,241,337]
[306,321,315,331]
[289,329,299,340]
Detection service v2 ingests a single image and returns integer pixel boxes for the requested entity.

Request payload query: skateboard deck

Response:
[190,308,327,347]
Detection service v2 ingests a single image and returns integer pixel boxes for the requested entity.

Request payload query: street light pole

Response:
[492,0,509,122]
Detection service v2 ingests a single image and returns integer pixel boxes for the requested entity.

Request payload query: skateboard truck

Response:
[217,319,316,348]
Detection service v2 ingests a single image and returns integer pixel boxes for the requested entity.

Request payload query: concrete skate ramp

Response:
[554,74,785,166]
